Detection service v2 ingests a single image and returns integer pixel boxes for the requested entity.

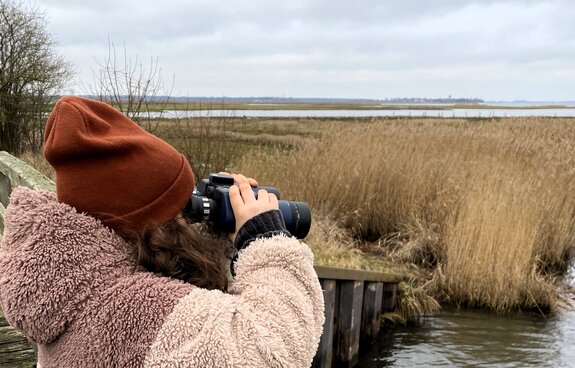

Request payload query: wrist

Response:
[233,209,291,251]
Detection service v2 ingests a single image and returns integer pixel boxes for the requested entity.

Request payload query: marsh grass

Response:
[20,116,575,314]
[234,117,575,313]
[152,117,342,179]
[306,213,407,274]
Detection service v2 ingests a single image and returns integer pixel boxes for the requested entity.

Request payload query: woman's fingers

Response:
[239,182,256,204]
[229,185,280,236]
[235,174,248,183]
[269,192,279,207]
[229,184,244,207]
[234,173,258,187]
[227,176,275,241]
[231,184,276,208]
[218,171,259,187]
[257,188,269,203]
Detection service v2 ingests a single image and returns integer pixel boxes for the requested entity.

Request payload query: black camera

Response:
[183,174,312,239]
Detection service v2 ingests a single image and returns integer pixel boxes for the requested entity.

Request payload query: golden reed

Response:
[236,117,575,313]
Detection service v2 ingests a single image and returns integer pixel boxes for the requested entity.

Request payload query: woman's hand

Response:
[219,172,258,187]
[228,182,279,243]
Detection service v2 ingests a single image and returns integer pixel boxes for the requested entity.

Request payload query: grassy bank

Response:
[20,116,575,317]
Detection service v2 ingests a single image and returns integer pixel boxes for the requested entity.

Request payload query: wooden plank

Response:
[0,338,33,354]
[0,151,55,238]
[0,151,55,193]
[314,265,406,283]
[0,350,36,368]
[0,325,36,368]
[333,280,364,368]
[312,279,336,368]
[382,282,399,312]
[0,317,8,328]
[360,282,383,352]
[0,171,11,209]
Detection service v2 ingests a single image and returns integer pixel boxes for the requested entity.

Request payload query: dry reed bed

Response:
[19,116,575,314]
[234,117,575,313]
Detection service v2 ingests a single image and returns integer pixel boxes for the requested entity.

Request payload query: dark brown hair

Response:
[118,215,231,291]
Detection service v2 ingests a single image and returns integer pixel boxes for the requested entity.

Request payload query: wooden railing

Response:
[0,151,52,367]
[0,151,406,368]
[0,151,55,235]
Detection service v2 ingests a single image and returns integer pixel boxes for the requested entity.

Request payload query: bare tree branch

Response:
[85,39,173,132]
[0,0,72,154]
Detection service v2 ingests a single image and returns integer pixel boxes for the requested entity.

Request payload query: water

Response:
[358,307,575,367]
[359,268,575,367]
[149,108,575,119]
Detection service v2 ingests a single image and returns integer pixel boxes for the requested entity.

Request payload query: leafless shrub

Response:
[0,0,71,154]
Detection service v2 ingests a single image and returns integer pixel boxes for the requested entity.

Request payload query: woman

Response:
[0,96,324,367]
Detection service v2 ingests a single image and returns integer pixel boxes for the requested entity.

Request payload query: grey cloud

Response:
[40,0,575,100]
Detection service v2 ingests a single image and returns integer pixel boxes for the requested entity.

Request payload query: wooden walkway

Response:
[0,151,406,367]
[0,314,36,368]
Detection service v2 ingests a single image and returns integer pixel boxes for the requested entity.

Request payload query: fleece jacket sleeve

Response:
[143,234,325,368]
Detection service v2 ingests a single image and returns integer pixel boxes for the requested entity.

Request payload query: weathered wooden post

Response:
[312,279,336,368]
[382,282,399,312]
[333,280,364,368]
[360,281,384,352]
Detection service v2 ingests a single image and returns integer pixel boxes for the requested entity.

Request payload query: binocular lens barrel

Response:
[278,201,312,239]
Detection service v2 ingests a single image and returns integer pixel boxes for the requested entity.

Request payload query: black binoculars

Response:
[183,174,312,239]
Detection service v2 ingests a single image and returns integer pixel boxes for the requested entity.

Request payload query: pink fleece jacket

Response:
[0,187,324,367]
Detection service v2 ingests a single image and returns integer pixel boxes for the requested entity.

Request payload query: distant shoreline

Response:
[139,101,575,112]
[67,96,575,112]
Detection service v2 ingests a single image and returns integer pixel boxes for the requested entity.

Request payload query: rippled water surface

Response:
[358,305,575,367]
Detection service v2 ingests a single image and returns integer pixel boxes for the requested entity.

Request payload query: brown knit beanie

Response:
[43,96,195,232]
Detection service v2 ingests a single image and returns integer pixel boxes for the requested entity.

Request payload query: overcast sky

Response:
[39,0,574,101]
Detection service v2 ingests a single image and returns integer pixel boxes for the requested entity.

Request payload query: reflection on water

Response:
[358,306,575,367]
